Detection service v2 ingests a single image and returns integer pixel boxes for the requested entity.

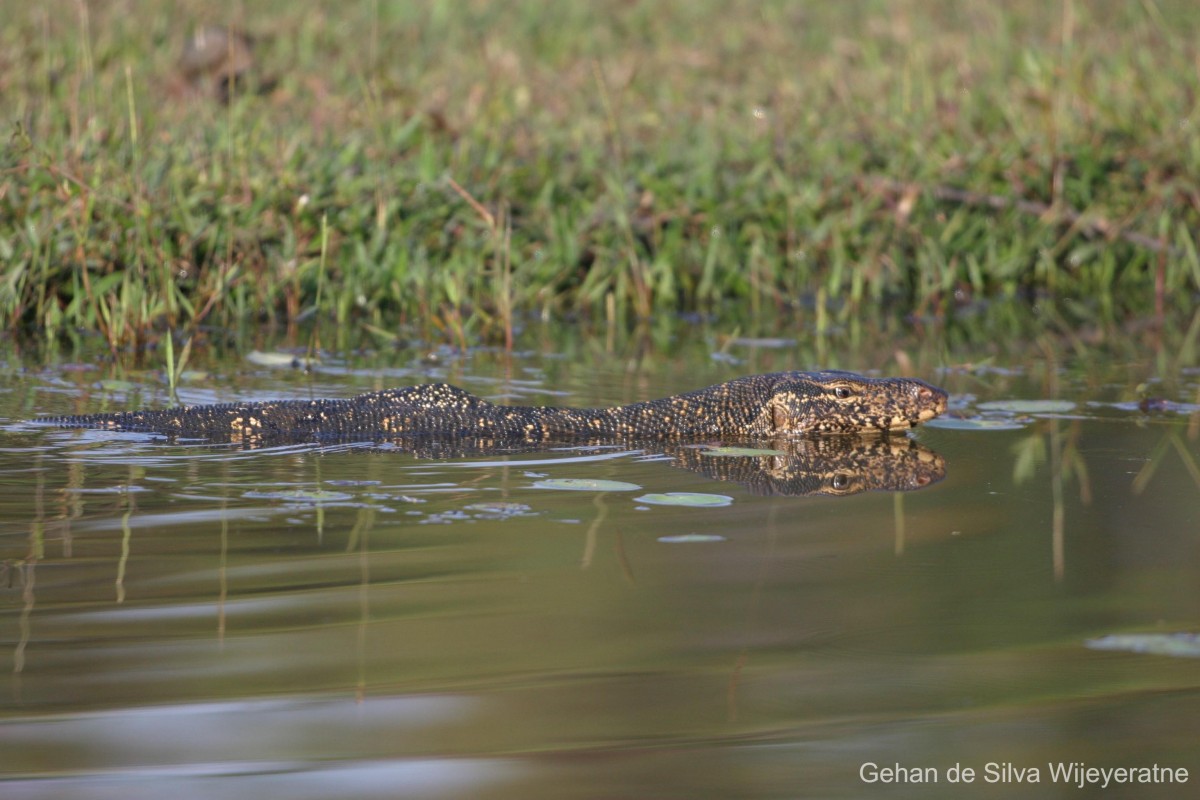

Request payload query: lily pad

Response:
[977,399,1076,413]
[657,534,727,543]
[242,488,353,502]
[925,417,1029,431]
[1085,633,1200,659]
[634,492,733,507]
[532,478,642,492]
[700,446,786,457]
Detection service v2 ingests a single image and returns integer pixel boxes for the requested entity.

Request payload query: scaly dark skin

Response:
[39,371,948,444]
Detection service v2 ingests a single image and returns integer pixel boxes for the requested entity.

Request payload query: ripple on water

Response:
[0,695,521,799]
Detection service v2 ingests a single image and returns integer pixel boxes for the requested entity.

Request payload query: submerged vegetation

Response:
[2,0,1200,348]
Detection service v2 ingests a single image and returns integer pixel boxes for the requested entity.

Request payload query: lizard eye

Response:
[772,402,788,431]
[831,473,852,491]
[833,386,855,399]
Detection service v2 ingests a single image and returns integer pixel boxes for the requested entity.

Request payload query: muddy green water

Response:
[1,322,1199,799]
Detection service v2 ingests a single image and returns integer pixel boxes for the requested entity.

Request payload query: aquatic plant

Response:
[2,1,1198,348]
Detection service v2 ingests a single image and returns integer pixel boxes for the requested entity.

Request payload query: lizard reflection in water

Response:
[665,436,944,497]
[369,435,945,498]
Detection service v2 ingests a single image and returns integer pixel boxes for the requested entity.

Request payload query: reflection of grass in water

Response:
[3,2,1200,346]
[1132,427,1200,495]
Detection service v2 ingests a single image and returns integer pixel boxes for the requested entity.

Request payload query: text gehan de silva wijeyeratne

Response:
[859,762,1189,789]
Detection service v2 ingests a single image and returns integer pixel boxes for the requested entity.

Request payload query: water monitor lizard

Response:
[40,370,947,444]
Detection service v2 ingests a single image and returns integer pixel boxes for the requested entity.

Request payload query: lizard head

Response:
[753,370,948,435]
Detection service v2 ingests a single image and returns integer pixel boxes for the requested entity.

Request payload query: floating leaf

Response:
[728,337,794,348]
[246,350,314,368]
[700,446,786,457]
[243,488,353,502]
[925,417,1029,431]
[635,492,733,507]
[977,400,1076,413]
[1086,633,1200,659]
[532,478,642,492]
[657,534,727,543]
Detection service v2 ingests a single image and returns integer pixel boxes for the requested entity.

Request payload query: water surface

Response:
[1,325,1198,799]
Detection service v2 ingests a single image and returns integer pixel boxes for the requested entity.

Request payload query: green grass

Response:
[2,0,1199,347]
